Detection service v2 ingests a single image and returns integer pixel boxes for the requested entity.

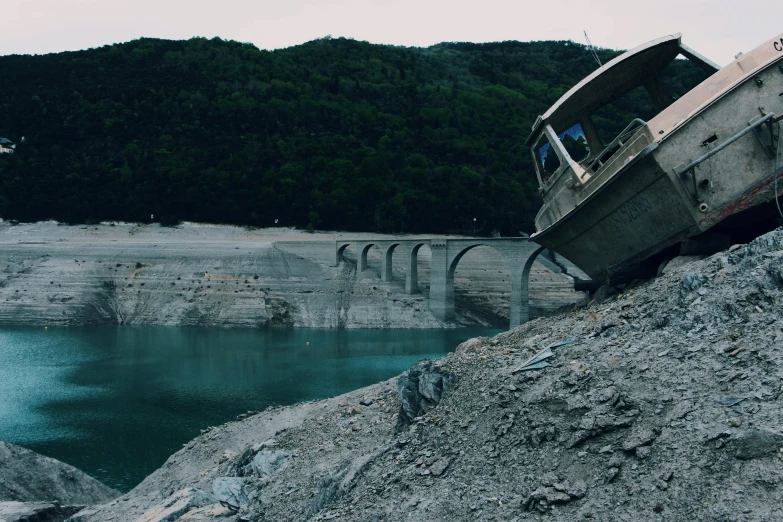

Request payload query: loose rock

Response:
[66,228,783,522]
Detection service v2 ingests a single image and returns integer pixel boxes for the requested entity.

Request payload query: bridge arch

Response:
[430,239,550,328]
[379,241,431,290]
[446,243,519,325]
[336,243,351,264]
[446,243,494,281]
[336,240,431,293]
[405,242,429,294]
[359,243,383,272]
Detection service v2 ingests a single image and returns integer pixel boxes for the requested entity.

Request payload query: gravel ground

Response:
[67,227,783,521]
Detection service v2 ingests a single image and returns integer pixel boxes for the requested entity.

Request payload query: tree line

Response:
[0,36,704,234]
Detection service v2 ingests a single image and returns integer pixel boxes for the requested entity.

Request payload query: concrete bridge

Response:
[335,237,573,328]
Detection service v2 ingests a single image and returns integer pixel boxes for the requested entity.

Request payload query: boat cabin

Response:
[526,34,720,230]
[526,31,783,279]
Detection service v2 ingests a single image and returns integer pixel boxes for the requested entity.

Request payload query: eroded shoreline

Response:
[0,221,582,329]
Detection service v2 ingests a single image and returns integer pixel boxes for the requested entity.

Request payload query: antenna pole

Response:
[584,31,602,67]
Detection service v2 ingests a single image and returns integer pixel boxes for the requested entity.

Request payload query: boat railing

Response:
[674,112,778,177]
[587,118,647,174]
[673,112,779,205]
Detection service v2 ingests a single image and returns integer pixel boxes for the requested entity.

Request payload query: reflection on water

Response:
[0,326,500,491]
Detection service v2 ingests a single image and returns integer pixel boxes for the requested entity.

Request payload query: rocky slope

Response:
[68,228,783,521]
[0,441,119,522]
[0,222,583,329]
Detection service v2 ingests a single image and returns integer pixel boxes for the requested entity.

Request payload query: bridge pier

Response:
[381,244,397,282]
[508,263,536,327]
[358,243,372,272]
[509,266,525,328]
[506,244,545,328]
[405,244,422,294]
[428,240,451,321]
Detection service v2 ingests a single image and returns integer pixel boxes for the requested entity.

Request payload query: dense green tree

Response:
[0,36,702,234]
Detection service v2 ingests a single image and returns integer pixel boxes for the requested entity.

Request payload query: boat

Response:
[527,33,783,281]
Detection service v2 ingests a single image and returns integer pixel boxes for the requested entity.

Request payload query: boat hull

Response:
[532,58,783,280]
[532,153,695,279]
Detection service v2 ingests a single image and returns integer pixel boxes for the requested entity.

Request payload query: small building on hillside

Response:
[0,138,15,154]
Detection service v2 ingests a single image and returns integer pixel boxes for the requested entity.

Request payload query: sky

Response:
[1,0,780,66]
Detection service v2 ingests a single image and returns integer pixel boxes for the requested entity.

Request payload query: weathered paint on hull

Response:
[533,57,783,280]
[532,155,695,279]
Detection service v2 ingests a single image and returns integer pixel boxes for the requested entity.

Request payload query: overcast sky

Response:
[2,0,780,66]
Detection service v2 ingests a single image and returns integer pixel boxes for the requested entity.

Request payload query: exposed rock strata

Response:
[0,222,583,328]
[70,229,783,521]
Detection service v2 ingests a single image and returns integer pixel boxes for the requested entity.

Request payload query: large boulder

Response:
[210,477,258,510]
[395,360,454,431]
[250,450,291,478]
[732,429,783,460]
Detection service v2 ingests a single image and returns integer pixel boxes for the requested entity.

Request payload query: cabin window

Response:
[536,134,561,184]
[660,54,714,100]
[591,85,659,145]
[557,123,590,163]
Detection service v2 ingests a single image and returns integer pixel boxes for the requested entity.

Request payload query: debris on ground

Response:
[69,228,783,521]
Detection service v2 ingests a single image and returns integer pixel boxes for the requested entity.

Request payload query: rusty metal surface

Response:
[529,33,783,279]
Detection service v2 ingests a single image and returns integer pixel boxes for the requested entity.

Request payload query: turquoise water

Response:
[0,326,500,492]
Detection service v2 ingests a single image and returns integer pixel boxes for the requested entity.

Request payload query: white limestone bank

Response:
[0,222,583,328]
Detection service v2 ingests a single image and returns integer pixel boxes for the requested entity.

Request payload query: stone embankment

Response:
[66,228,783,521]
[0,441,118,522]
[0,222,583,328]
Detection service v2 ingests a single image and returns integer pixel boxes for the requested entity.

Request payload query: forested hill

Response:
[0,37,702,233]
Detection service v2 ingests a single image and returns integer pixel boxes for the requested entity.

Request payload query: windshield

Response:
[557,123,590,162]
[537,138,561,178]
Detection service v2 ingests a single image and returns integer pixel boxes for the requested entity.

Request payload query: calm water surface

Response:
[0,326,500,491]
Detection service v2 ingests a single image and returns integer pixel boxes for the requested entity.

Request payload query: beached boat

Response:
[527,33,783,280]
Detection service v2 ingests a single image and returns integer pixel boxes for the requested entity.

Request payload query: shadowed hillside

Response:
[0,37,705,232]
